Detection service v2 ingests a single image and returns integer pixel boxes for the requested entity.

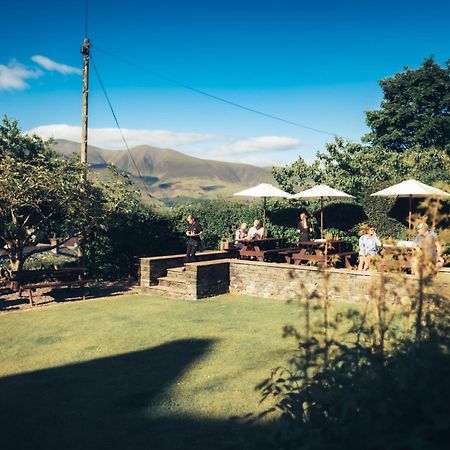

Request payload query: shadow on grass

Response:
[0,283,137,312]
[0,338,275,450]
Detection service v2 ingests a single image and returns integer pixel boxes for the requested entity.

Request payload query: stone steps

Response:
[148,265,192,298]
[143,259,232,300]
[166,267,189,277]
[142,284,188,299]
[157,275,189,289]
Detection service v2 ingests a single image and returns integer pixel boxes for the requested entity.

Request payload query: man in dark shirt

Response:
[185,214,203,263]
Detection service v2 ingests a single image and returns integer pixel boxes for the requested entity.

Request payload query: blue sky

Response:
[1,0,449,166]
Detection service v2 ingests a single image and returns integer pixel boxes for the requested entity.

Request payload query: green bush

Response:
[360,181,406,239]
[86,205,184,280]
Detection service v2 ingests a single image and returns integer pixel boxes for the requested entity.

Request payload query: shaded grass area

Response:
[0,294,358,449]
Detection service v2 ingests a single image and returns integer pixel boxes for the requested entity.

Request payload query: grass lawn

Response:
[0,294,360,450]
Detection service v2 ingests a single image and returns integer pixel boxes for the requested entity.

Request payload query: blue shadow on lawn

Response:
[0,338,275,450]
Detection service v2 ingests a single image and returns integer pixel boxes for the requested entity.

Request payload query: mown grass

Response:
[0,294,361,450]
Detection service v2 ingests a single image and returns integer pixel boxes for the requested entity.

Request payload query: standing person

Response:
[248,220,264,239]
[185,214,203,264]
[297,212,313,242]
[412,222,443,273]
[358,225,381,271]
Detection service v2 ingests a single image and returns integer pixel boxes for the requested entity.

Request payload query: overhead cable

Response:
[92,44,356,141]
[90,55,155,199]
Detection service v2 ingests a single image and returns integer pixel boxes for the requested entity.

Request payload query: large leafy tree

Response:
[273,138,403,198]
[0,117,100,272]
[272,137,450,236]
[363,58,450,151]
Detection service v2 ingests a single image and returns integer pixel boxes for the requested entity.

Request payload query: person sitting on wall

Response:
[234,223,248,249]
[357,224,381,271]
[248,219,264,239]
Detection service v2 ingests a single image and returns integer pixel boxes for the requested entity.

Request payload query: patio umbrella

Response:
[291,184,354,239]
[370,179,450,231]
[234,183,291,237]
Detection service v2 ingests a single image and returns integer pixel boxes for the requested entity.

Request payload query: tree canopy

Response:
[363,57,450,152]
[0,117,100,271]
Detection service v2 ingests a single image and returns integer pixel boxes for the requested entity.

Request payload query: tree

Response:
[83,167,184,279]
[275,137,450,199]
[271,137,450,237]
[272,156,322,194]
[363,58,450,152]
[0,117,94,272]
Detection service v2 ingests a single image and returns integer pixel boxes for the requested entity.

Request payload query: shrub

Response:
[86,205,184,280]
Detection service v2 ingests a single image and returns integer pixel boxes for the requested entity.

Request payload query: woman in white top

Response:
[358,224,381,271]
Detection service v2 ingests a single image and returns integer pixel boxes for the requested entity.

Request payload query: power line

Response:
[90,55,155,199]
[92,44,356,141]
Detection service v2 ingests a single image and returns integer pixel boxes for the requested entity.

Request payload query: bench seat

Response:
[20,279,94,306]
[282,250,357,268]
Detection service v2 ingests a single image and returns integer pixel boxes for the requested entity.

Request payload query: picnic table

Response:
[9,267,93,306]
[236,237,293,262]
[281,239,357,268]
[380,242,414,271]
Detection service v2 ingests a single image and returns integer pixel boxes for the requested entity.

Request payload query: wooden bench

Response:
[281,250,357,268]
[10,268,93,306]
[239,247,297,262]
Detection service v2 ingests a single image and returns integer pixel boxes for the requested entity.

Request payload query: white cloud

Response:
[29,124,302,166]
[0,61,42,91]
[28,124,224,149]
[207,136,301,156]
[31,55,82,75]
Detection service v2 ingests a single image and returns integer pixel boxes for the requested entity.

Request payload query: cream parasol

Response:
[370,179,450,231]
[234,183,291,237]
[291,184,354,238]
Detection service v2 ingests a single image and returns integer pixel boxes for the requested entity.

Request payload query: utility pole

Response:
[80,38,90,183]
[79,38,90,263]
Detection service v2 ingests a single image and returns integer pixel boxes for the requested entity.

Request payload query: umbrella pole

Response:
[263,197,267,238]
[320,198,324,239]
[408,195,412,232]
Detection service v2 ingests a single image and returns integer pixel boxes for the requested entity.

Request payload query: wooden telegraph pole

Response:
[79,38,90,262]
[80,38,90,182]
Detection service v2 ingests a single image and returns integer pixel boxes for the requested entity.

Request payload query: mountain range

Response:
[53,140,274,205]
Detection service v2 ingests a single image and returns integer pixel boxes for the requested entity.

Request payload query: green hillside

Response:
[54,140,274,204]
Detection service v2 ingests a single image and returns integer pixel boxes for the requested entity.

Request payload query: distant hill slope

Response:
[53,140,274,202]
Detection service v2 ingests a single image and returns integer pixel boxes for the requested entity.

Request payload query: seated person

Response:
[234,223,248,249]
[357,224,381,271]
[248,219,264,239]
[412,222,444,273]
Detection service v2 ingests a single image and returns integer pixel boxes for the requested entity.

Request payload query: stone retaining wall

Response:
[140,250,233,286]
[229,260,450,302]
[140,254,450,302]
[188,260,230,299]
